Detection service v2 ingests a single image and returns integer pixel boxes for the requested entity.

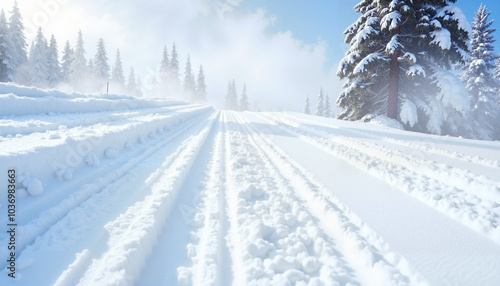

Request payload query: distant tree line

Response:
[0,1,207,103]
[224,79,250,111]
[303,87,333,118]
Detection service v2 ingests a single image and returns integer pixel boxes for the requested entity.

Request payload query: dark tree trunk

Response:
[387,28,400,120]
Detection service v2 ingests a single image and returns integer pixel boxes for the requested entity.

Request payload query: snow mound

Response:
[55,169,73,181]
[366,115,404,130]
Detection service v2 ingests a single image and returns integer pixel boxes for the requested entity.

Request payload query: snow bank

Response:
[0,82,213,185]
[76,112,218,286]
[0,82,131,100]
[269,114,500,243]
[0,93,184,117]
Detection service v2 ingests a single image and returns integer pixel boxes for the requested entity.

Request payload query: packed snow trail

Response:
[138,111,228,285]
[241,111,500,286]
[227,112,425,285]
[258,112,500,239]
[1,87,500,286]
[0,108,214,285]
[76,111,219,285]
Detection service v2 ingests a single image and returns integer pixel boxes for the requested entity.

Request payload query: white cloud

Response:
[1,0,341,113]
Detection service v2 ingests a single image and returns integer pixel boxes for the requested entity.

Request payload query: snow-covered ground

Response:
[1,85,500,286]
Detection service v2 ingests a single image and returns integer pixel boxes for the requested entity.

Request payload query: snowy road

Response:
[1,94,500,285]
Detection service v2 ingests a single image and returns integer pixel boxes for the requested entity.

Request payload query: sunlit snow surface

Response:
[0,84,500,286]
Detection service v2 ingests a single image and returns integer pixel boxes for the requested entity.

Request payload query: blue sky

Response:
[240,0,500,67]
[1,0,499,112]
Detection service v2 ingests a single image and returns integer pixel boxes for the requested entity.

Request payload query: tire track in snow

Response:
[279,112,500,170]
[261,113,500,243]
[234,112,426,286]
[136,111,228,285]
[0,109,212,277]
[175,111,231,286]
[278,113,500,189]
[75,111,218,286]
[0,105,212,188]
[0,105,208,155]
[274,114,500,204]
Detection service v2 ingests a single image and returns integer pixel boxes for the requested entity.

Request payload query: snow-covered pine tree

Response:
[47,35,61,88]
[315,87,324,116]
[338,0,471,136]
[159,45,169,84]
[460,5,499,140]
[224,79,238,110]
[196,65,207,103]
[303,96,311,114]
[183,54,196,99]
[0,9,14,82]
[240,83,250,111]
[28,27,49,88]
[60,40,73,84]
[169,42,180,89]
[8,1,28,83]
[93,38,110,81]
[111,49,126,93]
[70,30,88,91]
[323,93,331,117]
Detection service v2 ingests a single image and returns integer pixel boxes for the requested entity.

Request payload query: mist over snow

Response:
[0,0,340,111]
[2,2,500,285]
[1,84,500,285]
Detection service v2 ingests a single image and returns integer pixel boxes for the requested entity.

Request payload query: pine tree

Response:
[70,30,87,91]
[225,79,238,110]
[460,5,499,140]
[93,38,110,80]
[338,0,471,136]
[8,1,28,83]
[169,42,180,88]
[323,93,331,117]
[196,65,207,103]
[111,49,125,93]
[240,83,250,111]
[303,96,311,114]
[183,54,196,98]
[0,9,14,82]
[28,27,49,88]
[60,40,73,83]
[315,87,324,116]
[159,45,169,83]
[47,35,61,88]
